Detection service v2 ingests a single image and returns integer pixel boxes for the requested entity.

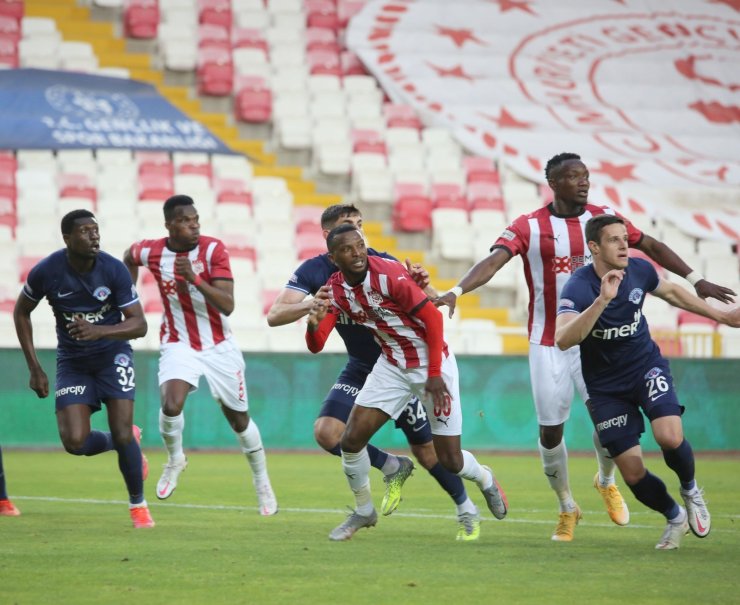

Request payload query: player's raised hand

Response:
[173,256,195,282]
[433,292,458,318]
[405,259,430,290]
[600,269,624,302]
[314,285,332,302]
[67,317,101,341]
[694,279,736,305]
[307,298,328,330]
[720,304,740,328]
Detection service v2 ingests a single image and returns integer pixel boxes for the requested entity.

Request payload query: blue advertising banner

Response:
[0,68,235,153]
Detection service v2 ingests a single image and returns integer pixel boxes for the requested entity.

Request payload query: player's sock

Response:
[662,439,696,489]
[236,420,268,483]
[428,462,467,505]
[627,470,679,518]
[159,409,185,461]
[69,430,114,456]
[326,443,342,456]
[341,447,373,515]
[455,497,478,516]
[457,450,489,488]
[115,437,144,505]
[592,430,616,486]
[539,439,577,513]
[0,447,7,500]
[367,443,390,471]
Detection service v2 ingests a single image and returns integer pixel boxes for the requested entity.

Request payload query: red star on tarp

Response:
[592,161,638,182]
[489,0,537,15]
[427,63,476,81]
[480,108,532,128]
[435,26,486,48]
[708,0,740,12]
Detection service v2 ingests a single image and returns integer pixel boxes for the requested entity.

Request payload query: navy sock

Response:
[115,438,144,505]
[0,446,7,500]
[70,431,114,456]
[367,443,389,470]
[662,439,696,490]
[627,470,679,519]
[326,443,341,456]
[428,462,467,505]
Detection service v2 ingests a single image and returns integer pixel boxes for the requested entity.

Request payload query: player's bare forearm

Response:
[458,249,511,293]
[13,296,43,373]
[122,248,139,284]
[267,299,314,326]
[198,280,234,316]
[653,280,731,323]
[555,297,610,350]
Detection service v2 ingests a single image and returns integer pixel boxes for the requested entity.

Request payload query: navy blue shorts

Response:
[55,344,136,411]
[318,364,433,445]
[588,358,683,455]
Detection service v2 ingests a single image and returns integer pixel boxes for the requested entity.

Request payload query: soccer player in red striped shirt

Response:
[435,152,735,542]
[123,195,277,515]
[307,224,508,541]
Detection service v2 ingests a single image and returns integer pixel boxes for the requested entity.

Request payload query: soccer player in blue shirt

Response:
[555,214,740,549]
[13,209,154,528]
[267,204,482,541]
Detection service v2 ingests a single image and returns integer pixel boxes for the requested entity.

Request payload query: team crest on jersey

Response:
[367,290,384,306]
[191,259,205,275]
[628,288,644,304]
[560,298,575,309]
[644,366,663,380]
[93,286,111,301]
[114,353,131,368]
[500,229,515,241]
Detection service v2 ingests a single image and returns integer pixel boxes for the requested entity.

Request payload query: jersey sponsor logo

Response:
[331,382,360,397]
[55,385,86,397]
[500,229,515,241]
[628,288,644,304]
[62,303,112,324]
[162,279,178,297]
[114,353,131,367]
[592,309,642,340]
[596,413,628,432]
[644,366,663,380]
[552,254,591,274]
[367,290,384,306]
[93,286,111,301]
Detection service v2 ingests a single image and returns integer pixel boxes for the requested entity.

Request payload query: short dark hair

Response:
[326,223,361,252]
[61,209,96,235]
[545,152,581,180]
[585,214,625,245]
[163,194,195,220]
[321,204,361,230]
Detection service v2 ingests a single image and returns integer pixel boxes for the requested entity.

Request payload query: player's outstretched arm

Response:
[433,248,511,318]
[652,279,740,327]
[636,234,736,303]
[267,287,315,327]
[122,246,139,284]
[12,293,48,398]
[555,270,623,350]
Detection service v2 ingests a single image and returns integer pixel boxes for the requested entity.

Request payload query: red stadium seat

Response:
[383,103,422,130]
[306,0,339,30]
[123,0,159,40]
[463,156,500,184]
[307,49,341,76]
[18,255,43,283]
[338,0,366,28]
[0,0,23,21]
[197,46,234,96]
[215,177,251,202]
[232,27,269,53]
[352,129,386,155]
[678,310,718,329]
[198,0,232,28]
[0,195,16,235]
[261,288,280,316]
[0,168,16,202]
[59,173,97,204]
[467,182,504,211]
[138,173,174,200]
[295,231,326,260]
[136,151,174,178]
[431,183,466,210]
[392,184,432,232]
[198,23,230,51]
[305,27,340,53]
[234,76,272,123]
[293,205,324,235]
[340,50,367,76]
[177,160,212,181]
[0,33,18,67]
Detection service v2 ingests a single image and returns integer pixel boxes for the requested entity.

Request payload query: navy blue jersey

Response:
[558,258,661,391]
[23,249,140,360]
[286,248,394,371]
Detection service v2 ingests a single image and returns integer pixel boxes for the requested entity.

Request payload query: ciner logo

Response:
[592,310,642,340]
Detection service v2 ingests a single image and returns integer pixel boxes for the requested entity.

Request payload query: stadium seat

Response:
[293,205,324,235]
[234,75,273,123]
[123,0,160,39]
[307,48,341,76]
[392,184,432,232]
[138,173,174,201]
[337,0,366,28]
[463,156,500,184]
[59,173,98,204]
[197,46,234,96]
[0,0,22,21]
[431,183,466,210]
[467,181,505,211]
[306,0,339,30]
[383,103,422,130]
[295,231,326,260]
[305,27,339,52]
[198,0,232,29]
[340,50,366,76]
[198,23,230,51]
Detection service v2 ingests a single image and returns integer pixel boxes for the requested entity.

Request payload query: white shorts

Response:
[158,337,248,412]
[355,351,462,436]
[528,343,589,426]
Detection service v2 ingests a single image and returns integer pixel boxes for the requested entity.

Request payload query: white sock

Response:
[455,497,478,516]
[457,450,491,490]
[130,499,148,509]
[341,448,374,516]
[593,430,616,487]
[236,420,268,484]
[159,409,185,461]
[539,439,576,513]
[669,506,687,524]
[381,454,400,476]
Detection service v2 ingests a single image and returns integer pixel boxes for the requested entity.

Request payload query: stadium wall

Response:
[1,350,737,452]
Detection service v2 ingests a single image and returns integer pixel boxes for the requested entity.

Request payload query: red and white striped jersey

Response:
[327,256,448,369]
[129,236,233,351]
[492,204,643,346]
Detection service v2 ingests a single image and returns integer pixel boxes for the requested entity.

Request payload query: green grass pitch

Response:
[2,450,739,605]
